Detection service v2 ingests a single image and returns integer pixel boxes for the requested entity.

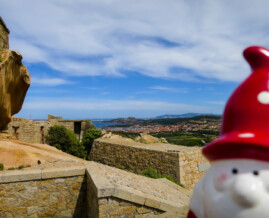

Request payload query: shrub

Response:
[141,168,185,188]
[141,168,160,179]
[46,125,86,158]
[18,165,25,169]
[82,128,102,158]
[84,120,96,132]
[0,163,4,171]
[117,165,125,170]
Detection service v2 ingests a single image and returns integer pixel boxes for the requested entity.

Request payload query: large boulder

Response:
[0,50,30,130]
[134,133,168,144]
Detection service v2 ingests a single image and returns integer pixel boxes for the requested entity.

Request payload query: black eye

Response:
[253,170,259,176]
[232,168,238,174]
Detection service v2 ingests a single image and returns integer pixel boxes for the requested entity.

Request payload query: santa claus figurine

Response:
[188,46,269,218]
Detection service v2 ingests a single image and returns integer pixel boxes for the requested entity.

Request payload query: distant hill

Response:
[155,113,220,119]
[156,113,202,119]
[103,114,222,126]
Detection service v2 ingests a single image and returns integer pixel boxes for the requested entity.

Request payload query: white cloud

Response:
[2,0,269,82]
[31,77,72,86]
[23,97,210,113]
[150,86,188,93]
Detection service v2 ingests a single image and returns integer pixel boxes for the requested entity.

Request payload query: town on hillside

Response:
[103,115,221,147]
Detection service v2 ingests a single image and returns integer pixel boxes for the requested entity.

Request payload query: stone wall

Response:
[86,161,190,218]
[0,17,9,50]
[179,149,209,189]
[7,116,89,143]
[0,162,191,217]
[89,138,210,189]
[89,140,180,182]
[0,169,87,217]
[98,197,162,217]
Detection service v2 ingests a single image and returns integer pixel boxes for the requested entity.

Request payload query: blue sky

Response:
[1,0,269,119]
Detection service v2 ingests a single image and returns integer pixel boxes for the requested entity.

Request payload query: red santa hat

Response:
[203,46,269,162]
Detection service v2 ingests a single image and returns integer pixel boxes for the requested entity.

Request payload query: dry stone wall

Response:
[0,175,87,217]
[89,140,180,182]
[90,139,210,189]
[98,197,163,218]
[7,117,87,143]
[179,150,209,189]
[0,162,191,217]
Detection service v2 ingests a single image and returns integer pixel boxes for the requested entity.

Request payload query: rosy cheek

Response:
[214,173,227,192]
[217,173,227,182]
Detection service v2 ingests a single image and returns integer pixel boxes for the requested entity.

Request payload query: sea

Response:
[91,119,117,129]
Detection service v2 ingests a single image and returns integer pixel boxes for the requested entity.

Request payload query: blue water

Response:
[92,120,116,128]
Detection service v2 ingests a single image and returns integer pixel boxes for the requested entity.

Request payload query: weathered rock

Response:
[101,132,133,142]
[0,50,30,130]
[135,133,161,144]
[160,137,168,143]
[0,17,9,50]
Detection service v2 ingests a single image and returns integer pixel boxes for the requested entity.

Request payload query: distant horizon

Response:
[18,112,222,121]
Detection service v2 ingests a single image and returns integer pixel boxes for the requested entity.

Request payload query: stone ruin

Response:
[0,17,30,131]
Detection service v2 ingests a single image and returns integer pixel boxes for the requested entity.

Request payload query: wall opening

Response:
[40,126,45,144]
[12,126,19,139]
[74,122,81,134]
[74,122,82,141]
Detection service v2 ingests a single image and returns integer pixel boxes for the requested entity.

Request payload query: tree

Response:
[82,128,102,158]
[84,120,96,132]
[46,125,86,158]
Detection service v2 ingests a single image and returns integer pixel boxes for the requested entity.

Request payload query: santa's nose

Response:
[231,175,265,208]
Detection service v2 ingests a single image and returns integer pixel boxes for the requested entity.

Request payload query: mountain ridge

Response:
[155,113,221,119]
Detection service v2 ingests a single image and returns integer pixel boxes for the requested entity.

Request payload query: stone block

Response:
[41,166,85,179]
[0,170,41,183]
[137,207,152,214]
[123,205,137,214]
[144,197,160,209]
[113,188,132,201]
[159,201,179,214]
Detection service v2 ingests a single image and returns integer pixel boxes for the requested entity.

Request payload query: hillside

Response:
[155,113,214,119]
[104,115,221,126]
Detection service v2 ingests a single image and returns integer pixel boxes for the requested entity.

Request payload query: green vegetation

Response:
[141,168,160,178]
[46,125,86,158]
[117,165,125,170]
[84,120,96,132]
[18,165,25,169]
[7,165,31,170]
[142,115,221,126]
[82,127,102,157]
[110,130,216,147]
[0,163,4,171]
[115,166,184,187]
[141,168,184,188]
[45,124,103,159]
[150,131,215,147]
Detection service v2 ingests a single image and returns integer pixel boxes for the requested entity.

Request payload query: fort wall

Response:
[90,138,209,189]
[0,167,87,217]
[89,140,180,182]
[0,162,190,217]
[7,116,89,143]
